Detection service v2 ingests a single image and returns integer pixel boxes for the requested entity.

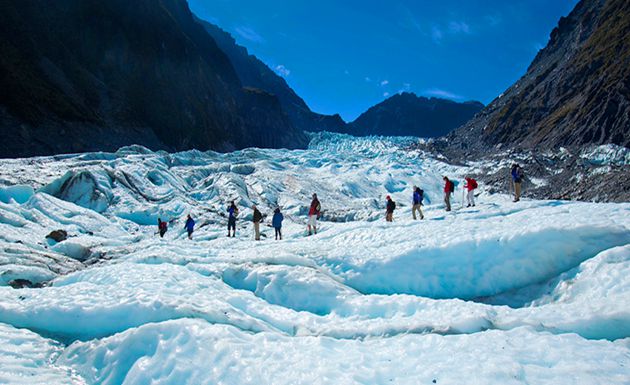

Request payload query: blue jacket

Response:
[413,191,423,204]
[272,212,284,228]
[511,167,523,182]
[185,218,195,232]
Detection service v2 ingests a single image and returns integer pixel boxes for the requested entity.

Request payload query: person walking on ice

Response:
[307,193,321,236]
[272,207,284,240]
[252,205,263,241]
[511,164,524,202]
[184,214,195,240]
[412,186,424,220]
[385,195,396,222]
[157,218,168,238]
[443,176,454,211]
[227,201,239,237]
[464,177,478,207]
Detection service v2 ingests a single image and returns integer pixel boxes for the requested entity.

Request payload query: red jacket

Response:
[465,178,477,191]
[309,198,320,216]
[444,180,453,193]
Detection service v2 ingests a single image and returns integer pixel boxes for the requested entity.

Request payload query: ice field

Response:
[0,133,629,384]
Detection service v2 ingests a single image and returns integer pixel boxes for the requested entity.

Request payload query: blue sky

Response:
[189,0,579,122]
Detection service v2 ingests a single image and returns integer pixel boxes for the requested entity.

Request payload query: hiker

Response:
[307,193,321,235]
[386,195,396,222]
[511,164,524,202]
[227,201,239,237]
[412,186,424,220]
[184,214,195,240]
[464,177,478,207]
[157,217,168,238]
[252,205,263,241]
[443,176,454,212]
[272,207,284,240]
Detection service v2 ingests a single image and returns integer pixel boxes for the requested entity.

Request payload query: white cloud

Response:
[398,83,412,94]
[380,80,389,86]
[484,14,502,27]
[423,88,463,100]
[398,5,422,32]
[431,26,443,43]
[383,92,390,97]
[533,42,546,53]
[365,77,372,82]
[234,26,265,43]
[448,21,471,34]
[430,21,471,44]
[274,65,290,78]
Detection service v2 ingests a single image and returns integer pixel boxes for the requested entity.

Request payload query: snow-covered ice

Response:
[0,133,628,384]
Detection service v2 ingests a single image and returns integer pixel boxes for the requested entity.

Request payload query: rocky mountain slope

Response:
[425,0,630,203]
[196,18,347,134]
[446,0,630,153]
[0,0,307,158]
[346,93,483,137]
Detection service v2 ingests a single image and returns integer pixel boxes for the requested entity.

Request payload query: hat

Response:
[386,195,391,200]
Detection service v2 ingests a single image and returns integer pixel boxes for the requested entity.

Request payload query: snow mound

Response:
[0,323,83,385]
[0,185,34,204]
[58,319,630,385]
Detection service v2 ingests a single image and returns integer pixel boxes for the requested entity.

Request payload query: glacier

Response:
[0,133,629,384]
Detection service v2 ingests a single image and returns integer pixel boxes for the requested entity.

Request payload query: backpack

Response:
[418,189,424,202]
[470,179,478,189]
[449,181,455,193]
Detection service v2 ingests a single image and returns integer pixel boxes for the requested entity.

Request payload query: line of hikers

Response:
[374,164,523,222]
[385,175,478,222]
[157,165,523,240]
[156,193,321,241]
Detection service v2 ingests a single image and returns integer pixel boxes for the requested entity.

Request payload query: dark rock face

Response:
[46,230,68,243]
[448,0,630,152]
[345,93,483,137]
[462,148,630,203]
[196,18,347,133]
[8,279,39,289]
[0,0,307,158]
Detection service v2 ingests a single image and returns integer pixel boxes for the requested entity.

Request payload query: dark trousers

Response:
[275,227,282,240]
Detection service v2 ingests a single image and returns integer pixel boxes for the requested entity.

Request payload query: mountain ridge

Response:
[345,92,483,137]
[0,0,308,158]
[194,17,347,134]
[445,0,630,153]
